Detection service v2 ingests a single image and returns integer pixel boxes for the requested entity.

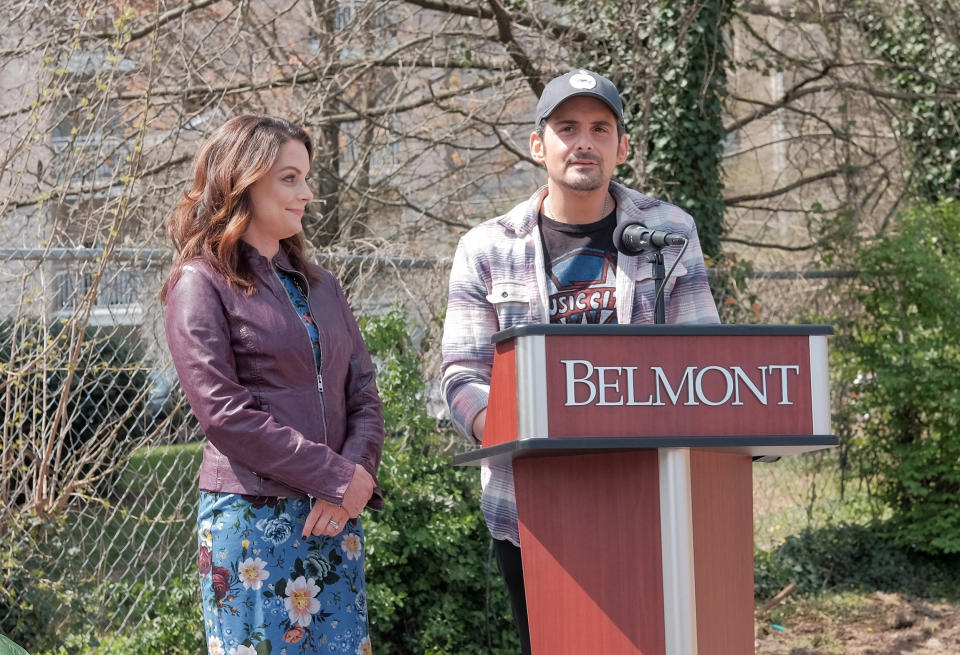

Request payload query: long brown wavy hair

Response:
[161,115,319,301]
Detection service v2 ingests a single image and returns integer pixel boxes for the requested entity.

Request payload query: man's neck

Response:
[542,183,612,225]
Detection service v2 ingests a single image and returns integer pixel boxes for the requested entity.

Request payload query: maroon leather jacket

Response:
[164,242,384,509]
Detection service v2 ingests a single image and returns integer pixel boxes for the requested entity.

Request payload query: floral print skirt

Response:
[197,491,372,655]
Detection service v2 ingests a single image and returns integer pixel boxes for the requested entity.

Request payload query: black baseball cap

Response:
[534,69,624,127]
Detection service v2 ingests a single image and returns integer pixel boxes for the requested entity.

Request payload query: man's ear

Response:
[616,133,629,165]
[530,131,546,165]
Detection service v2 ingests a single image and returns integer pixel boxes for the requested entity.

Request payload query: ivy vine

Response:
[854,0,960,201]
[558,0,733,260]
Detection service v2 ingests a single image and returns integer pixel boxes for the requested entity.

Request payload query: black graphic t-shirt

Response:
[539,209,618,324]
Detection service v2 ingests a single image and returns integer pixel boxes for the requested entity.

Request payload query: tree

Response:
[836,199,960,554]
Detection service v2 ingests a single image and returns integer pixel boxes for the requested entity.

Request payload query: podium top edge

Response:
[491,323,834,344]
[452,435,839,466]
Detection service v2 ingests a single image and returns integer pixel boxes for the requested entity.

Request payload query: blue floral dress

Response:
[197,269,372,655]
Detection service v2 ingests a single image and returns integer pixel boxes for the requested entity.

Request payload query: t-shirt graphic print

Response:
[540,208,619,324]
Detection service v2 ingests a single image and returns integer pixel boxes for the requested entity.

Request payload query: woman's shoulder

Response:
[172,257,220,285]
[166,257,230,303]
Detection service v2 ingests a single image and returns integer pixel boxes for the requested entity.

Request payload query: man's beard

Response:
[559,153,605,191]
[559,174,604,191]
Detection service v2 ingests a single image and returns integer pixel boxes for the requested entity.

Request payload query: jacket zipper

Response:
[273,264,328,445]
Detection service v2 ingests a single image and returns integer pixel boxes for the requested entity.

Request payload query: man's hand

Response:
[341,463,375,518]
[302,499,350,539]
[472,408,487,442]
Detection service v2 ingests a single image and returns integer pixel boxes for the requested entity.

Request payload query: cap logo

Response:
[569,70,596,90]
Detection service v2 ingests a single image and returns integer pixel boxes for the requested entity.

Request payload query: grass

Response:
[60,441,202,581]
[752,450,887,551]
[115,441,203,512]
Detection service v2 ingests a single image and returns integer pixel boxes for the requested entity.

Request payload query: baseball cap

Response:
[534,69,624,127]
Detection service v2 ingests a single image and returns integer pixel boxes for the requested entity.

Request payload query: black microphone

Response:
[612,221,686,254]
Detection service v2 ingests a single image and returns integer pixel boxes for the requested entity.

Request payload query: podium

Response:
[453,324,836,655]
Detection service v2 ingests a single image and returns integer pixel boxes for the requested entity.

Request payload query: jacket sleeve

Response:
[667,222,721,325]
[332,280,386,510]
[164,264,356,505]
[440,236,497,442]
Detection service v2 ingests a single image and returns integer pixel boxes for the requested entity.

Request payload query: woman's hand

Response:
[302,465,375,538]
[341,464,375,518]
[302,499,350,539]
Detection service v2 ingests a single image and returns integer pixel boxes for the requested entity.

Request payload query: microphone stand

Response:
[651,238,689,325]
[653,249,666,324]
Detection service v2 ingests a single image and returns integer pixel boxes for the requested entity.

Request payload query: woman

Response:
[162,115,384,655]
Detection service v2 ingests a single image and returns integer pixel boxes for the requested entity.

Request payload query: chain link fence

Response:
[0,239,857,643]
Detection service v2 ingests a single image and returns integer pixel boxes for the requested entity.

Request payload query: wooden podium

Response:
[453,325,836,655]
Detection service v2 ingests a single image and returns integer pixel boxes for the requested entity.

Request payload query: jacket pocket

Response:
[486,282,530,305]
[634,260,690,309]
[486,282,531,325]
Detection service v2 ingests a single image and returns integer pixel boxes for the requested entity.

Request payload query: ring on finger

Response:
[328,519,339,529]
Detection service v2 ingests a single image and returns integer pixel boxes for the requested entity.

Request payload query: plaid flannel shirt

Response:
[441,181,721,546]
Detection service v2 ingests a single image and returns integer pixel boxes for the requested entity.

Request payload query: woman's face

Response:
[242,139,312,257]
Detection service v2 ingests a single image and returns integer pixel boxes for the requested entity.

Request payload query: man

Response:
[441,69,720,653]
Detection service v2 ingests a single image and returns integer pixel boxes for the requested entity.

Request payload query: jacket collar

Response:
[497,180,664,237]
[238,239,295,272]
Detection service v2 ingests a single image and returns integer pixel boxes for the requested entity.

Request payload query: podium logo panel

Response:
[542,335,816,438]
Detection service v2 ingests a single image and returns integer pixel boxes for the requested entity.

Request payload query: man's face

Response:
[530,96,629,192]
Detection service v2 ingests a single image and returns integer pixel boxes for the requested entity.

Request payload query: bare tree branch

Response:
[720,235,819,251]
[724,67,835,133]
[403,0,589,42]
[724,165,861,205]
[486,0,543,96]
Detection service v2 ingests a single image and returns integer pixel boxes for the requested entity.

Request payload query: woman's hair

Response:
[161,114,318,300]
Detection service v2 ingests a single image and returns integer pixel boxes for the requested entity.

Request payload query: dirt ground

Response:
[755,592,960,654]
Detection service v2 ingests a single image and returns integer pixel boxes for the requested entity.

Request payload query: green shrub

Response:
[755,522,960,600]
[0,514,94,653]
[834,199,960,554]
[359,310,519,654]
[90,577,204,655]
[28,577,203,655]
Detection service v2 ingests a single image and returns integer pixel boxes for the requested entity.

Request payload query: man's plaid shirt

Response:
[441,181,721,546]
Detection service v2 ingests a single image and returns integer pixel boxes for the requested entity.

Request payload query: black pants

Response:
[492,538,532,655]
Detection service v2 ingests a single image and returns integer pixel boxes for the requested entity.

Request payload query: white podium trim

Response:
[516,334,548,439]
[659,447,698,655]
[809,335,831,435]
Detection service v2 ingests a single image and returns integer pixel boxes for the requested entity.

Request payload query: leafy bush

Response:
[835,199,960,553]
[2,521,202,655]
[359,310,519,654]
[88,577,204,655]
[755,522,960,600]
[27,577,203,655]
[0,514,94,652]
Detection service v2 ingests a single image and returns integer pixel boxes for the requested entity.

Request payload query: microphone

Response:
[612,221,686,254]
